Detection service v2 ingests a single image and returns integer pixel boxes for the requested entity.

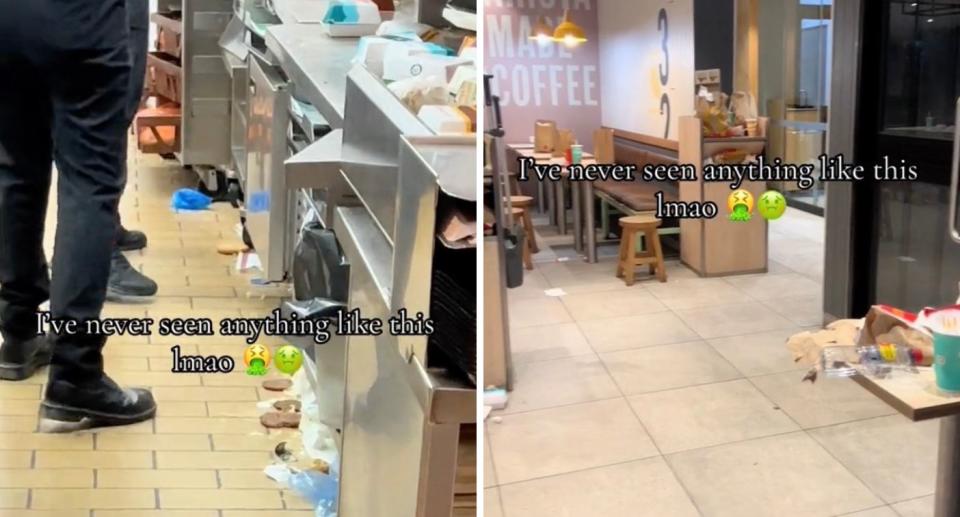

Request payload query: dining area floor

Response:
[485,208,937,517]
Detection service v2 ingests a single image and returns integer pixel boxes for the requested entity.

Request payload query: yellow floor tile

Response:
[35,451,152,469]
[96,433,211,451]
[0,469,92,488]
[200,373,268,387]
[104,357,150,371]
[0,488,28,509]
[210,433,284,451]
[95,511,218,517]
[0,399,39,416]
[14,511,89,517]
[152,387,258,402]
[111,371,203,387]
[0,451,31,469]
[282,490,314,509]
[155,417,262,435]
[222,512,314,517]
[103,343,189,358]
[0,432,93,450]
[0,416,37,433]
[156,451,270,469]
[158,285,237,298]
[156,401,208,417]
[192,297,282,310]
[31,489,155,510]
[87,420,154,435]
[206,402,260,418]
[216,470,278,489]
[160,489,283,509]
[97,469,218,488]
[0,384,41,400]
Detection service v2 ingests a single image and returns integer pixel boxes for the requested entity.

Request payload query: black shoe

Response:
[107,250,158,301]
[39,375,156,433]
[0,334,51,381]
[117,226,147,251]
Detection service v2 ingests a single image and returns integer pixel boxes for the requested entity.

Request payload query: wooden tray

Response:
[146,52,182,104]
[135,106,181,155]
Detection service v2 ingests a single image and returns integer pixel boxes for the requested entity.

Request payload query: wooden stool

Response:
[512,207,533,270]
[510,195,538,252]
[616,215,666,285]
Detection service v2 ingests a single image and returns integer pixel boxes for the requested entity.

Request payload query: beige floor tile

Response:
[0,399,40,416]
[221,512,314,517]
[707,327,807,377]
[211,433,282,451]
[97,469,218,488]
[0,469,92,488]
[644,277,752,310]
[891,495,934,517]
[509,323,594,364]
[155,417,262,435]
[769,293,825,327]
[111,371,203,387]
[156,401,208,417]
[0,451,31,469]
[578,312,701,353]
[87,420,154,435]
[841,506,899,517]
[505,270,550,300]
[809,415,938,504]
[152,387,258,402]
[96,433,211,451]
[483,433,497,488]
[96,511,218,517]
[601,341,742,395]
[499,458,699,517]
[724,272,822,301]
[13,511,89,517]
[0,384,42,400]
[751,372,896,428]
[503,354,620,414]
[667,432,882,517]
[104,357,150,371]
[199,373,267,387]
[0,432,93,450]
[559,289,667,321]
[36,451,153,469]
[628,379,799,453]
[484,488,502,517]
[0,417,37,433]
[282,490,313,509]
[218,470,279,489]
[487,398,658,484]
[206,401,260,418]
[32,489,155,510]
[160,488,283,509]
[156,451,271,469]
[0,488,28,508]
[507,298,572,329]
[537,261,627,293]
[159,285,237,298]
[104,343,195,358]
[674,302,797,340]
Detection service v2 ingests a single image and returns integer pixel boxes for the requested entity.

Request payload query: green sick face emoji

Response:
[274,345,303,375]
[758,190,787,220]
[727,189,754,222]
[244,344,270,376]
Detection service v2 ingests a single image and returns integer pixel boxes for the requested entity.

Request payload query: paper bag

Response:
[534,120,556,153]
[593,128,614,163]
[552,129,575,158]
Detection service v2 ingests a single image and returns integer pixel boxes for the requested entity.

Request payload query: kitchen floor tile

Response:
[751,372,896,428]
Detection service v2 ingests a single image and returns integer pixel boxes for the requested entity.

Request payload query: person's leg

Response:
[38,0,155,431]
[108,0,157,299]
[0,55,54,380]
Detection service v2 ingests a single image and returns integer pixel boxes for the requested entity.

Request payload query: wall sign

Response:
[598,0,694,142]
[484,0,602,147]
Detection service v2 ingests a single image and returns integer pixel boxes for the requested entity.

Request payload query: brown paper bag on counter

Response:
[552,129,575,158]
[786,319,862,368]
[534,120,556,153]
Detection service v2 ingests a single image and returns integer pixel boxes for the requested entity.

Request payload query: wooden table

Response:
[852,368,960,516]
[509,145,597,260]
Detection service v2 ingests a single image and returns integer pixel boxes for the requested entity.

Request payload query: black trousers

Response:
[117,0,150,240]
[0,0,131,382]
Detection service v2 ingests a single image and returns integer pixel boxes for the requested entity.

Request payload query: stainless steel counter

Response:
[265,23,358,127]
[270,0,329,24]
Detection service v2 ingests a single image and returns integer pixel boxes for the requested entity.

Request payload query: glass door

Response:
[853,0,960,313]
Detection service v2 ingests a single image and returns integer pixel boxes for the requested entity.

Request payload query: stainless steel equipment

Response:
[158,0,234,167]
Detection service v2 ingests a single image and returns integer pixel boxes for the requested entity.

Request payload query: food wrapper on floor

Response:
[786,318,862,368]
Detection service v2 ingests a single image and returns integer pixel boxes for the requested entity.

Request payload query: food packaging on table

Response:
[323,0,381,37]
[418,105,472,134]
[383,53,471,83]
[388,74,449,113]
[353,34,418,77]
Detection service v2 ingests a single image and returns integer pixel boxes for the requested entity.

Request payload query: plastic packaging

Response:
[171,189,212,211]
[289,469,339,517]
[820,344,931,378]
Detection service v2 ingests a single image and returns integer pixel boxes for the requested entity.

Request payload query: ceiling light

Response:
[553,9,587,47]
[528,16,554,44]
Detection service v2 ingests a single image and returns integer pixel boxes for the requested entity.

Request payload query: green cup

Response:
[934,331,960,392]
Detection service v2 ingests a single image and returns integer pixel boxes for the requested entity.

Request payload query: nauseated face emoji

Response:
[758,190,787,220]
[727,189,754,222]
[243,344,271,376]
[274,345,303,375]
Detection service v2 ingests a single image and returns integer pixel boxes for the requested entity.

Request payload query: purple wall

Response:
[485,0,602,150]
